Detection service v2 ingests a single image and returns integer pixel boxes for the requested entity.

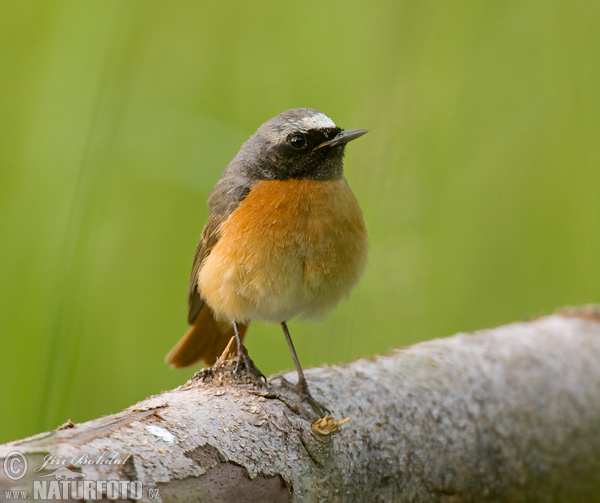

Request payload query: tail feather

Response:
[166,305,248,367]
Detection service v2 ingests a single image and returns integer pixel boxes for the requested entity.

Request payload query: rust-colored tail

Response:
[166,305,249,367]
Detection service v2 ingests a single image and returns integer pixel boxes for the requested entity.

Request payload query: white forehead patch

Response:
[300,112,336,130]
[257,109,339,143]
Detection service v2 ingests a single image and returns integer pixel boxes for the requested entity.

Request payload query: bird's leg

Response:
[281,321,329,416]
[233,321,266,382]
[281,321,309,395]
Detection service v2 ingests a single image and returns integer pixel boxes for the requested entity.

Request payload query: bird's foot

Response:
[303,391,330,418]
[234,343,267,385]
[273,375,330,417]
[294,377,331,417]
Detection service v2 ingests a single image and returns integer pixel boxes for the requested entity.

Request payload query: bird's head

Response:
[235,108,367,181]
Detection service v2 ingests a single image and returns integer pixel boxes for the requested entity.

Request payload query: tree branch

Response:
[2,309,600,502]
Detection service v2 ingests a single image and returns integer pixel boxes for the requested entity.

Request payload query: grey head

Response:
[228,108,367,182]
[206,109,367,216]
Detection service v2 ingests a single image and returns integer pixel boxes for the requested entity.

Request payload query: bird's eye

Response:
[289,134,306,149]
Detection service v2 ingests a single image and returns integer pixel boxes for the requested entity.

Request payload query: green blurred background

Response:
[1,0,598,444]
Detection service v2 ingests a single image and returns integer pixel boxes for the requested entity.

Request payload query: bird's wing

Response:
[187,170,252,324]
[186,212,225,323]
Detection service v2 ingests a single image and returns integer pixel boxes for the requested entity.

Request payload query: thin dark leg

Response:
[233,321,244,356]
[233,321,266,382]
[281,321,309,396]
[278,322,330,416]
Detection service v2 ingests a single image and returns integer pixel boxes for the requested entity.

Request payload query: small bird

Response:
[166,108,369,406]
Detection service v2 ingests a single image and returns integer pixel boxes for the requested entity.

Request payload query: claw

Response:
[300,388,330,417]
[234,342,266,384]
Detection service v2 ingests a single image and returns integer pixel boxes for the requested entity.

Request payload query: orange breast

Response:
[197,178,368,323]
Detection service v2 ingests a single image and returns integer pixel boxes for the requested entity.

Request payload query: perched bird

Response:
[166,108,369,406]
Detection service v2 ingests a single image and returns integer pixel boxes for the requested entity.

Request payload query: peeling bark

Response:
[2,310,600,502]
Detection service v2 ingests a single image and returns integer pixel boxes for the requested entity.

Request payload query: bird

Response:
[166,108,369,408]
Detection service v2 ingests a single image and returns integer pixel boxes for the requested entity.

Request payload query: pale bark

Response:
[1,309,600,502]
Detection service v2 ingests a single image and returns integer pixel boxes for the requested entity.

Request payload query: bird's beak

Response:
[313,129,369,151]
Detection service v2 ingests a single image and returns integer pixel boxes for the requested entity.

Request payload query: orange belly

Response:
[197,178,368,323]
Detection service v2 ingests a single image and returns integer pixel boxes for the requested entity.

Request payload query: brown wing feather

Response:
[187,169,252,324]
[168,168,252,367]
[187,212,227,324]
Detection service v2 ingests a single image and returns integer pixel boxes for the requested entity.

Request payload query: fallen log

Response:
[1,308,600,502]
